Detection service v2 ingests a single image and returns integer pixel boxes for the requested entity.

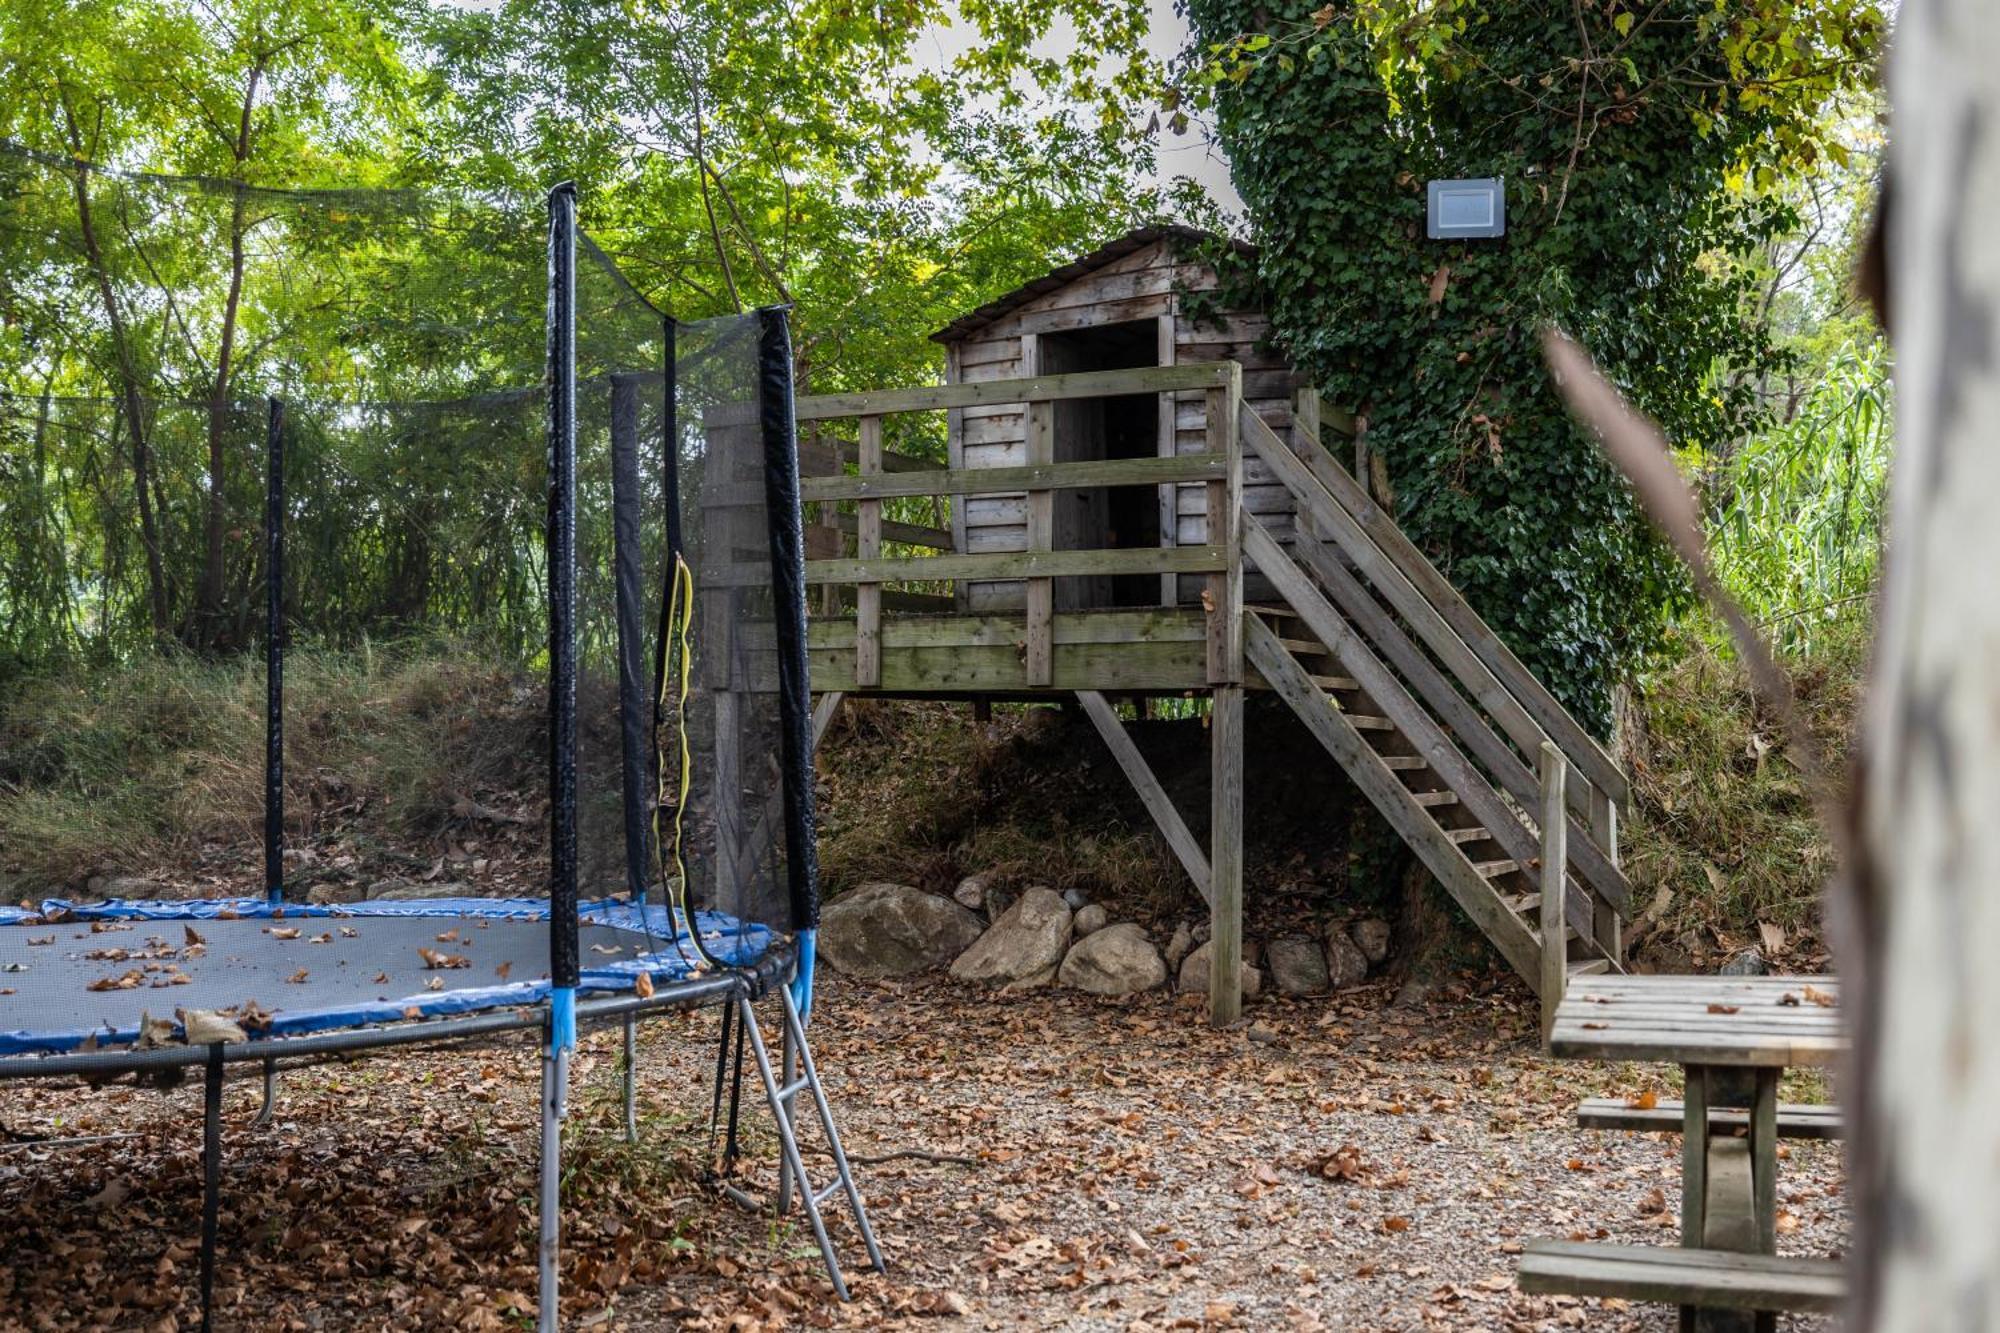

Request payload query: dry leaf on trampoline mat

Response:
[86,969,143,992]
[134,1012,177,1050]
[339,927,358,939]
[184,925,206,948]
[424,978,444,992]
[266,926,301,941]
[590,944,622,955]
[436,930,459,943]
[287,968,310,984]
[373,971,390,984]
[418,948,469,970]
[25,935,53,946]
[633,972,654,999]
[495,961,512,981]
[178,1009,247,1044]
[239,999,273,1030]
[310,933,333,945]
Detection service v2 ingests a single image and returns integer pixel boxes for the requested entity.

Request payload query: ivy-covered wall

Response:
[1181,0,1879,734]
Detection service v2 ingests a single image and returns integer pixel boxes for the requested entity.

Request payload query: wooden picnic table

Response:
[1537,974,1846,1332]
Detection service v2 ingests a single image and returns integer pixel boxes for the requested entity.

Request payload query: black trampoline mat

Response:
[0,915,654,1046]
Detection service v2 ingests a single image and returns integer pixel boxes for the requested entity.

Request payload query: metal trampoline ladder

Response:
[720,983,886,1300]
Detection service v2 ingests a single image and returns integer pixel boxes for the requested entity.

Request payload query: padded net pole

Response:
[755,308,822,1017]
[263,397,285,902]
[545,183,581,1003]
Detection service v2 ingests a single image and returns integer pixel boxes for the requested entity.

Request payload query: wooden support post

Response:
[1209,683,1244,1026]
[1158,315,1178,609]
[1589,783,1622,963]
[810,691,845,752]
[1539,743,1568,1043]
[1024,335,1053,686]
[855,415,883,689]
[1077,691,1212,904]
[1203,366,1243,685]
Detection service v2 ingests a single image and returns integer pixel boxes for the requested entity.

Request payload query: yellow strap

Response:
[652,552,724,970]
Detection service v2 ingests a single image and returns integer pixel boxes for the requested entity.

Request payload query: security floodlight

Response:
[1428,178,1505,240]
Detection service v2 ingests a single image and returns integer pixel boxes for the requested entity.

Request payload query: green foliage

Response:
[1179,0,1883,732]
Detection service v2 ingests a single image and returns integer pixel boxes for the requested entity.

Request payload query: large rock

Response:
[1176,940,1263,1000]
[819,882,985,978]
[1163,922,1196,970]
[1324,926,1370,990]
[1266,935,1331,996]
[1073,903,1109,937]
[1058,923,1166,995]
[950,886,1072,987]
[1349,917,1392,965]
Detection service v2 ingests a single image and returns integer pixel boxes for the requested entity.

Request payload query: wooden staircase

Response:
[1235,403,1632,1010]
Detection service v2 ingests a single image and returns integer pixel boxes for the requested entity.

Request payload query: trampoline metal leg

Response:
[776,1013,797,1214]
[737,993,850,1301]
[252,1058,278,1130]
[779,983,887,1276]
[622,1014,638,1145]
[200,1042,224,1333]
[538,1044,568,1333]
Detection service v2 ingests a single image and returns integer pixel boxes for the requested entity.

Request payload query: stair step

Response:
[1443,826,1492,845]
[1567,958,1613,977]
[1378,755,1428,771]
[1503,892,1539,914]
[1472,859,1521,879]
[1309,674,1361,692]
[1343,713,1395,731]
[1410,791,1459,808]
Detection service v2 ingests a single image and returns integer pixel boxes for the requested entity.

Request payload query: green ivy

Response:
[1180,0,1881,734]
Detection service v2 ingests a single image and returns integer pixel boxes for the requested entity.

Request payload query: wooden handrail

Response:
[1242,403,1628,806]
[798,453,1228,503]
[793,362,1237,422]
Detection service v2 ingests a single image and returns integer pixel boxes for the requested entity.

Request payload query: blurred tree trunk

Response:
[1857,2,2000,1325]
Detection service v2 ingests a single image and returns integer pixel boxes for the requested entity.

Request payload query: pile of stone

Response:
[816,876,1392,1002]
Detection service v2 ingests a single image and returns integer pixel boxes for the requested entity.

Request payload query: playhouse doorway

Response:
[1039,320,1164,609]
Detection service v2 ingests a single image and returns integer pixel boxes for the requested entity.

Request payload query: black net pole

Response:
[608,373,652,900]
[199,1041,223,1331]
[754,307,819,933]
[545,184,580,995]
[263,397,285,902]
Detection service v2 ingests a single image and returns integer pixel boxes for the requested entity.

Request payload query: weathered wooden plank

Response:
[795,362,1235,422]
[1548,1025,1846,1067]
[1540,743,1568,1041]
[1704,1136,1758,1253]
[799,544,1226,586]
[1575,1099,1844,1139]
[989,292,1175,339]
[1025,382,1054,688]
[1210,684,1244,1026]
[1517,1241,1844,1313]
[810,637,1211,694]
[1245,614,1542,983]
[1205,374,1244,685]
[1158,313,1179,609]
[810,691,845,750]
[799,452,1230,503]
[820,510,953,551]
[809,607,1208,651]
[1281,410,1629,806]
[1078,691,1212,906]
[855,415,884,689]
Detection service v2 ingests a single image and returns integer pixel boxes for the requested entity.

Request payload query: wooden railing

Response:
[1237,401,1631,952]
[794,363,1244,688]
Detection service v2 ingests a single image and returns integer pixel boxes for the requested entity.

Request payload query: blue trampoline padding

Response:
[1,897,777,1055]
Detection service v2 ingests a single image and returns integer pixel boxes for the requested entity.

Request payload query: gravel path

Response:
[0,973,1847,1330]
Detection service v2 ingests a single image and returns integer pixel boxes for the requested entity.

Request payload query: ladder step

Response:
[1443,826,1492,845]
[1473,859,1521,879]
[1343,713,1395,731]
[1411,790,1459,808]
[1379,755,1428,770]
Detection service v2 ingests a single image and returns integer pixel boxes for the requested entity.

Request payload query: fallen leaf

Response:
[1624,1090,1658,1110]
[266,926,301,940]
[1707,1003,1740,1014]
[633,971,654,999]
[1382,1216,1410,1233]
[286,968,309,984]
[184,925,207,947]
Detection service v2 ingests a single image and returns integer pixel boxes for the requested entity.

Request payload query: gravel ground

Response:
[0,972,1848,1330]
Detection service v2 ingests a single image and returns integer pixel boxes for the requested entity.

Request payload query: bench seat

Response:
[1519,1239,1844,1313]
[1576,1098,1844,1140]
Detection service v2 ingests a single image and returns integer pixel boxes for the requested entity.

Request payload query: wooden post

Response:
[855,415,883,689]
[1209,683,1244,1026]
[1204,364,1243,685]
[1588,783,1621,963]
[1023,335,1053,686]
[1158,315,1178,609]
[1539,742,1568,1044]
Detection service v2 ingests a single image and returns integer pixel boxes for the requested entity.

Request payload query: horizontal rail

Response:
[798,453,1227,503]
[799,438,942,475]
[794,363,1236,422]
[819,509,953,550]
[801,545,1225,586]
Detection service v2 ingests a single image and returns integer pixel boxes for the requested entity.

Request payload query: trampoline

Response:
[0,175,883,1332]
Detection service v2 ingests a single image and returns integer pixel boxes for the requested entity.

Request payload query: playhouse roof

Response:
[930,224,1253,344]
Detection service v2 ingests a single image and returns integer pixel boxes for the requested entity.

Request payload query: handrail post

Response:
[1205,362,1243,685]
[1589,783,1621,963]
[855,415,883,688]
[1539,742,1569,1045]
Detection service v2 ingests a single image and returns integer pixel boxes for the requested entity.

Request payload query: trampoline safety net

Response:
[0,148,816,1057]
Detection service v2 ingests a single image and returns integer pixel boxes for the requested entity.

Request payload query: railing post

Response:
[1205,363,1243,685]
[855,415,883,689]
[1589,784,1622,963]
[1023,335,1054,687]
[1539,742,1569,1045]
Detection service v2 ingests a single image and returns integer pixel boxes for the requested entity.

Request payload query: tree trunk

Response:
[1856,4,2000,1325]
